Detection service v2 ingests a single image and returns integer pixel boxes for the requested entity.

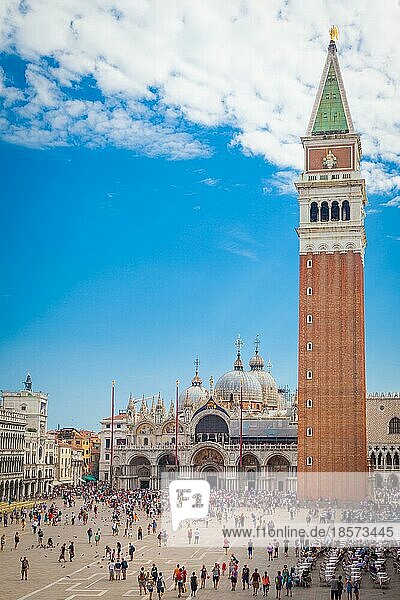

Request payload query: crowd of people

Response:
[0,482,398,598]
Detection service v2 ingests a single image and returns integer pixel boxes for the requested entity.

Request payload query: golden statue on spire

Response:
[329,25,339,42]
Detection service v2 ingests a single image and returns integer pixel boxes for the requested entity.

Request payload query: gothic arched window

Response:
[342,200,350,221]
[389,417,400,434]
[321,201,329,221]
[331,200,340,221]
[310,202,319,222]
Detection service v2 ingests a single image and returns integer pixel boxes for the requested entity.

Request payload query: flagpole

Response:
[110,380,115,487]
[175,380,179,467]
[239,380,243,468]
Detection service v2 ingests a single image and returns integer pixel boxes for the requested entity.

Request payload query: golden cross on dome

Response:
[329,25,339,42]
[194,356,200,373]
[254,334,260,354]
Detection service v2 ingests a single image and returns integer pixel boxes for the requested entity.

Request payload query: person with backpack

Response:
[190,572,198,597]
[285,573,293,597]
[156,572,166,600]
[121,557,128,580]
[138,566,147,595]
[151,563,158,583]
[275,571,283,599]
[147,577,154,599]
[114,559,122,581]
[262,571,270,597]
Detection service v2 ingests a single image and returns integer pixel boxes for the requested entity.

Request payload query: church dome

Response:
[248,336,278,406]
[215,370,263,404]
[214,336,263,407]
[179,360,208,408]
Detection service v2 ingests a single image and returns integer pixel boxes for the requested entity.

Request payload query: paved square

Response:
[0,499,398,600]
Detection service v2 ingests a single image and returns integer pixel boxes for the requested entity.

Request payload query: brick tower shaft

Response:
[295,35,368,500]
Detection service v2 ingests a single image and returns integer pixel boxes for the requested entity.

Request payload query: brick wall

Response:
[297,251,367,498]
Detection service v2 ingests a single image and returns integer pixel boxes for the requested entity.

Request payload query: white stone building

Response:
[367,392,400,489]
[0,408,26,502]
[2,375,54,497]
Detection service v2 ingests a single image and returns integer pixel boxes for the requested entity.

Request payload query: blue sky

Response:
[0,2,399,430]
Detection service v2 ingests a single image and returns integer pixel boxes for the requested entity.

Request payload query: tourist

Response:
[20,556,29,581]
[173,564,180,590]
[14,531,20,549]
[262,571,270,597]
[156,572,166,600]
[0,534,5,551]
[275,571,283,600]
[353,581,360,600]
[151,563,158,583]
[138,566,147,595]
[58,543,66,562]
[147,576,154,599]
[68,540,75,561]
[114,559,122,581]
[108,560,115,581]
[251,568,261,596]
[222,561,227,576]
[285,573,293,597]
[346,579,353,600]
[129,542,135,561]
[248,539,254,559]
[267,543,273,561]
[190,571,198,597]
[87,527,93,543]
[231,563,238,591]
[212,562,220,589]
[121,557,128,580]
[200,565,207,589]
[330,574,339,600]
[242,564,250,589]
[338,575,343,599]
[223,537,230,554]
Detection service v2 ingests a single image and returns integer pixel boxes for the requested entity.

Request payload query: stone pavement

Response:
[0,500,398,600]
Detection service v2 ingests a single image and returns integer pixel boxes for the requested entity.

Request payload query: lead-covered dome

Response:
[248,336,278,407]
[215,337,263,408]
[179,361,208,408]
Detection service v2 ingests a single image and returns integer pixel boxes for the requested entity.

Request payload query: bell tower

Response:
[295,29,368,499]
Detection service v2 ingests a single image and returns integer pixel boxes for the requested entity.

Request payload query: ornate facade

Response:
[2,375,55,498]
[0,408,26,502]
[367,392,400,489]
[99,339,298,492]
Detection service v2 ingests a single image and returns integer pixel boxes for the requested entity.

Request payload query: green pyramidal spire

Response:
[307,37,354,137]
[312,62,349,134]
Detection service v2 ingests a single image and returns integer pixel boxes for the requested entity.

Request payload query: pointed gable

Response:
[306,41,354,136]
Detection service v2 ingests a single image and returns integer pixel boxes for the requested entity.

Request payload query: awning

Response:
[82,474,97,482]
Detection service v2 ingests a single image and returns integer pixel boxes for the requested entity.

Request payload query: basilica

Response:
[98,337,298,491]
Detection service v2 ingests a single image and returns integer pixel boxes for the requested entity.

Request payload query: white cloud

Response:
[381,196,400,208]
[199,177,220,186]
[0,1,399,183]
